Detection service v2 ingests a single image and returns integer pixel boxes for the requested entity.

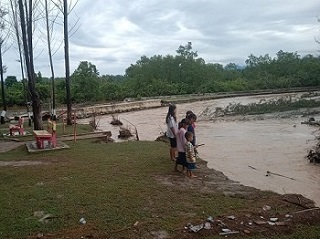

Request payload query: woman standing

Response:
[166,104,178,161]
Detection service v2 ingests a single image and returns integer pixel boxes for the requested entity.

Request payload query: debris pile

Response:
[301,117,320,127]
[182,201,320,237]
[303,117,320,164]
[110,115,123,126]
[89,112,100,130]
[118,127,133,139]
[307,146,320,164]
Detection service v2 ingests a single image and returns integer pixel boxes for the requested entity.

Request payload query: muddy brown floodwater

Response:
[79,92,320,206]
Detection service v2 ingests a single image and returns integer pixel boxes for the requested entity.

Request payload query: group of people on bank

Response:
[165,105,199,178]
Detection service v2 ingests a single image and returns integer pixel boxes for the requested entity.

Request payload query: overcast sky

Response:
[3,0,320,79]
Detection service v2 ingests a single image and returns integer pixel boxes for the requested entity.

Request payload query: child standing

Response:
[165,104,178,161]
[174,119,189,172]
[185,131,197,178]
[186,113,197,146]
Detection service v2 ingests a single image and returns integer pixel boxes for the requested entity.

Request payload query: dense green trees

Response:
[1,43,320,107]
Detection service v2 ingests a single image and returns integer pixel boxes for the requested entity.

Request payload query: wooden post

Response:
[52,120,57,148]
[62,116,66,134]
[47,118,51,132]
[73,111,77,142]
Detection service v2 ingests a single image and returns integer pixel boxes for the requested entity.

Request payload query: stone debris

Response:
[263,205,271,211]
[79,218,87,225]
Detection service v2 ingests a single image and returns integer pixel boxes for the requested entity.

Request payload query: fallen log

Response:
[283,198,310,209]
[292,207,320,214]
[301,121,320,126]
[266,171,295,180]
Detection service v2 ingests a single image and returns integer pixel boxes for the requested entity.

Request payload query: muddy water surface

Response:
[79,93,320,206]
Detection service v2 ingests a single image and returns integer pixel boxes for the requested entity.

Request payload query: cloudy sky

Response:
[3,0,320,79]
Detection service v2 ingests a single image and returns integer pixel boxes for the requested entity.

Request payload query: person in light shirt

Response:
[165,104,178,161]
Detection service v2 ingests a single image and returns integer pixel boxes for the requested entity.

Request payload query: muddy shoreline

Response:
[156,155,320,238]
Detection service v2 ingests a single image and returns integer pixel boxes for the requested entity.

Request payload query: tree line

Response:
[1,42,320,108]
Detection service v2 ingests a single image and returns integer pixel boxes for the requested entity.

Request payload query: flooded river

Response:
[80,93,320,206]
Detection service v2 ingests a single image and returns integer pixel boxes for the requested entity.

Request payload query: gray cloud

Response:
[3,0,320,79]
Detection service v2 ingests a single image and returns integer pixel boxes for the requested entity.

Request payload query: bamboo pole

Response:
[62,116,66,134]
[73,112,77,142]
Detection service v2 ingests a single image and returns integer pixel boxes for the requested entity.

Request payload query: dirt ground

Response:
[0,140,24,153]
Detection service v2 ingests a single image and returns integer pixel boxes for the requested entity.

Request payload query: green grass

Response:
[0,141,319,238]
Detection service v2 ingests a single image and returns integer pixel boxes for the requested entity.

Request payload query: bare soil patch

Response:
[0,140,24,153]
[0,160,48,167]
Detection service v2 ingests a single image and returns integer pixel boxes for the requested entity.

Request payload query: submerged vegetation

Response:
[200,95,320,118]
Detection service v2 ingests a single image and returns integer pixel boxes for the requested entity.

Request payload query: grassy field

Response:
[0,140,319,238]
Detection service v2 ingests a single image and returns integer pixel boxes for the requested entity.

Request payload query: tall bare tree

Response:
[0,5,8,124]
[63,0,72,125]
[44,0,57,120]
[18,0,43,129]
[10,0,32,126]
[52,0,79,125]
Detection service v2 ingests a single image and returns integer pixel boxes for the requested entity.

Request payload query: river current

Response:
[79,93,320,206]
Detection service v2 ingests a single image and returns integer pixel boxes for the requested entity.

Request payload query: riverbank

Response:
[80,93,320,207]
[0,140,319,239]
[5,87,320,120]
[67,87,320,119]
[160,86,320,105]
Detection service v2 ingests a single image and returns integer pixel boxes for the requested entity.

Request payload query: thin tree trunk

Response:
[10,0,31,126]
[28,0,42,129]
[45,0,56,120]
[0,44,6,124]
[64,0,72,125]
[18,0,43,130]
